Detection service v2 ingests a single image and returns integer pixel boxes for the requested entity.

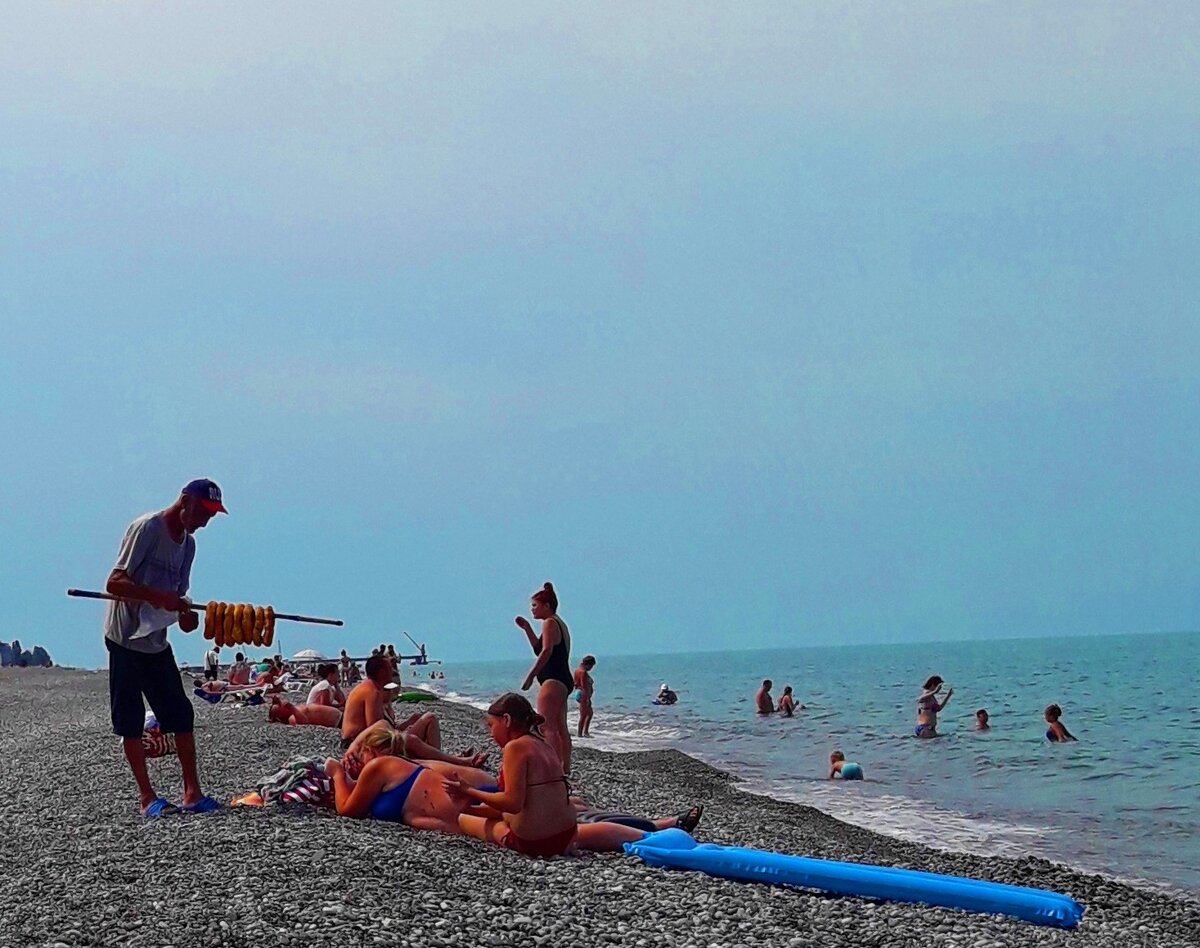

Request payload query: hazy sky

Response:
[3,3,1198,667]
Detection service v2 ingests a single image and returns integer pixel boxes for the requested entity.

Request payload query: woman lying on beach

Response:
[1044,704,1077,742]
[325,725,475,832]
[326,720,698,845]
[268,700,343,728]
[915,675,953,738]
[444,693,650,856]
[340,718,488,778]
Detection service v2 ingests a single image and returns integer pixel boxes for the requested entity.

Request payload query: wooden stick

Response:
[66,588,343,626]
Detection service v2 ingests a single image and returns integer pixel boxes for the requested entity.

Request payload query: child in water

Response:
[1044,704,1077,742]
[829,750,863,780]
[975,709,990,730]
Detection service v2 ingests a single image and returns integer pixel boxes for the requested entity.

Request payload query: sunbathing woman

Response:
[337,720,697,830]
[444,693,649,856]
[268,700,343,728]
[324,725,465,832]
[340,718,488,779]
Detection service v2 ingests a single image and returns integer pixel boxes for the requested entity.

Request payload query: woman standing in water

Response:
[573,654,596,738]
[517,582,573,774]
[915,675,953,738]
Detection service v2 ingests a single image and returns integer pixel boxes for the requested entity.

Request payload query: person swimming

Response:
[915,675,953,738]
[829,750,863,780]
[1044,704,1077,742]
[777,685,797,717]
[655,683,678,705]
[975,708,990,731]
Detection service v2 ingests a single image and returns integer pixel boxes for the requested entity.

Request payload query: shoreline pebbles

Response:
[1,667,1196,947]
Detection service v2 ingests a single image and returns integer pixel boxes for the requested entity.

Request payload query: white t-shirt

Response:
[307,679,336,705]
[204,649,219,671]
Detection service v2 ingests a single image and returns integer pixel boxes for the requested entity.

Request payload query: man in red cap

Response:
[104,478,227,817]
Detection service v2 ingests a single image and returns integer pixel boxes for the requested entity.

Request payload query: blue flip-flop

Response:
[179,795,221,814]
[143,798,181,819]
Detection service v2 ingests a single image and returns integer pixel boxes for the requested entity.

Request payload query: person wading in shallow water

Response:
[573,655,596,738]
[104,479,227,818]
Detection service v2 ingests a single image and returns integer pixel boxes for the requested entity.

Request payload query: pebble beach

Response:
[1,667,1197,948]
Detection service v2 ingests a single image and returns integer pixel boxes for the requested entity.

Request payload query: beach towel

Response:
[256,756,333,807]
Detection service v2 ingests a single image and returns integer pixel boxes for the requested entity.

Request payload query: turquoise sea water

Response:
[419,631,1199,895]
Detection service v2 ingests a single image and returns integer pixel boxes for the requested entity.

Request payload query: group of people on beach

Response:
[261,595,697,855]
[100,481,697,856]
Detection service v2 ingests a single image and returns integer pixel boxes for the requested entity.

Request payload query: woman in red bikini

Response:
[445,693,647,856]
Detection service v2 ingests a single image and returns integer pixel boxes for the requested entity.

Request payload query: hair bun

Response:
[543,582,554,592]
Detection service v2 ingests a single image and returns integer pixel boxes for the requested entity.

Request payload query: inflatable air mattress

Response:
[625,829,1083,929]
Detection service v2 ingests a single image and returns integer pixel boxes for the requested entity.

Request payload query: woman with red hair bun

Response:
[516,582,573,775]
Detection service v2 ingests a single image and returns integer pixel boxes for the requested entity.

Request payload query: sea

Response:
[407,630,1199,896]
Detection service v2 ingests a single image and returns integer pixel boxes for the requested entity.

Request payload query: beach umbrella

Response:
[293,648,327,660]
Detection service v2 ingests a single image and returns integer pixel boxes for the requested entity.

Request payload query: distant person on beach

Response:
[778,685,798,716]
[341,654,399,747]
[573,655,596,738]
[228,652,251,686]
[915,675,953,738]
[444,693,649,854]
[516,581,573,775]
[1044,704,1077,742]
[975,709,990,731]
[203,644,220,682]
[339,650,352,685]
[268,699,343,728]
[756,679,775,715]
[829,750,863,780]
[103,478,226,817]
[307,663,346,708]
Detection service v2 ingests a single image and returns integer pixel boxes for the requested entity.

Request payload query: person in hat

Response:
[104,478,227,817]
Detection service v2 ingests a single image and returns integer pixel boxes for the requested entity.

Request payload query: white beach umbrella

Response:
[292,648,327,660]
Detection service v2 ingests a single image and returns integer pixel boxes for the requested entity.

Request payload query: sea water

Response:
[416,631,1199,895]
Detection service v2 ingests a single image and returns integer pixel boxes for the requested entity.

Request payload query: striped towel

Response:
[256,756,333,807]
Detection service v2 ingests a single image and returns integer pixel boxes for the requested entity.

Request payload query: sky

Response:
[2,3,1198,668]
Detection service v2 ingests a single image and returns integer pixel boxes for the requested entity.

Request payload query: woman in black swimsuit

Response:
[517,582,573,775]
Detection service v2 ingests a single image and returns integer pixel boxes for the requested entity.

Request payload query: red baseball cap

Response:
[182,478,228,514]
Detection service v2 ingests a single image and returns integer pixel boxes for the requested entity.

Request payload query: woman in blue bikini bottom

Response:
[325,726,465,832]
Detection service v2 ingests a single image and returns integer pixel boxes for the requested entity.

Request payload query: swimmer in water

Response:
[777,685,797,717]
[975,708,990,731]
[829,750,863,780]
[755,679,775,715]
[1044,704,1077,742]
[915,675,953,738]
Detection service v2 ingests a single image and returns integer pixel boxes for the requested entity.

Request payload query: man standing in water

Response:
[755,679,775,715]
[104,479,227,817]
